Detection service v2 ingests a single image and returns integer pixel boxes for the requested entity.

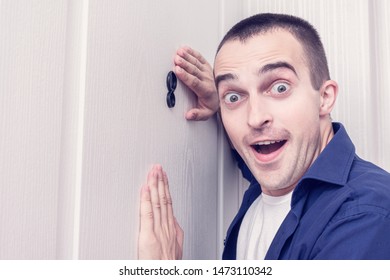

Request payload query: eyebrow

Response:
[215,61,299,89]
[260,61,298,77]
[214,73,238,89]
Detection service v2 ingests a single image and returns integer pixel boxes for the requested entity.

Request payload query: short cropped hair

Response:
[216,13,330,90]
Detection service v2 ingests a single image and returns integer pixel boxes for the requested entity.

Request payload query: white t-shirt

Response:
[236,191,293,260]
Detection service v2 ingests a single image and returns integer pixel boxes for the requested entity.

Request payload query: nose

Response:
[247,95,273,129]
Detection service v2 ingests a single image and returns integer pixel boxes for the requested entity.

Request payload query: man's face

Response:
[215,30,326,196]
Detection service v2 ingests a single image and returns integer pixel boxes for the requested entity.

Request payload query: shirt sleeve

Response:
[311,205,390,259]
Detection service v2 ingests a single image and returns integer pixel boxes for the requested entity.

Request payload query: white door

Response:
[0,0,227,259]
[74,0,221,259]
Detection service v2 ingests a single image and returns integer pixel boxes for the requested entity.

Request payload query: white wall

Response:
[0,0,68,259]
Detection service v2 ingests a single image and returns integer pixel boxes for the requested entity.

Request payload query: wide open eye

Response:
[271,82,290,95]
[224,92,242,104]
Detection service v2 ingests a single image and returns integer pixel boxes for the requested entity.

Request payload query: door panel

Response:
[76,0,220,259]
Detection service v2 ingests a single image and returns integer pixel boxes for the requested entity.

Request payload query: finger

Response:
[175,47,206,77]
[139,184,154,233]
[148,165,161,231]
[163,171,175,232]
[174,65,203,93]
[179,46,208,66]
[175,47,197,66]
[174,64,195,83]
[157,166,168,231]
[185,108,214,121]
[174,55,201,79]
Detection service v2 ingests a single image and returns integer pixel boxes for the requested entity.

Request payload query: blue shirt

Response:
[223,123,390,259]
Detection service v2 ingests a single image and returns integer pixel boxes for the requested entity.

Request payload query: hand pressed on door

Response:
[138,165,183,259]
[174,46,219,121]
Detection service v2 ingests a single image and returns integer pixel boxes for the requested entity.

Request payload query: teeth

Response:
[254,140,282,146]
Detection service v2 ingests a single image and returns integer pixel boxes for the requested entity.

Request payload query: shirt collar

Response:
[300,122,356,186]
[289,122,356,229]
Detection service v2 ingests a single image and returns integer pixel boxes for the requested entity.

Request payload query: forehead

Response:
[214,30,307,75]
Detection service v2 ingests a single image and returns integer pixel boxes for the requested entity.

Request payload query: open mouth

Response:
[251,140,287,155]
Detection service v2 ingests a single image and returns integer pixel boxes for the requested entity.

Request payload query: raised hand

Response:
[174,46,219,121]
[138,165,184,259]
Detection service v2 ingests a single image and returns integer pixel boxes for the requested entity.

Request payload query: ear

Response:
[319,80,338,117]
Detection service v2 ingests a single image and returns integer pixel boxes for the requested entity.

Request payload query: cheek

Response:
[280,94,320,126]
[281,99,321,146]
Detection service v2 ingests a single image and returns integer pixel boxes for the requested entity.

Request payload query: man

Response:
[138,13,390,259]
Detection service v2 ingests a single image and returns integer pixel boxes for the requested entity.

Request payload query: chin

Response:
[254,171,295,194]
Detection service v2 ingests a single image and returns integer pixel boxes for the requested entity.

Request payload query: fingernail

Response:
[186,111,196,120]
[175,65,182,74]
[142,184,150,193]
